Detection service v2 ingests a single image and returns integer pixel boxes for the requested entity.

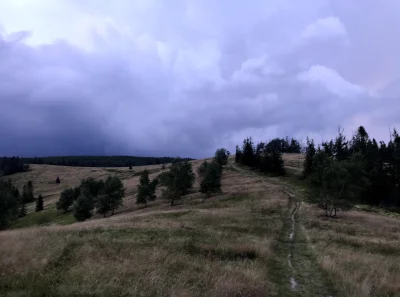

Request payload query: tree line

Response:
[0,179,44,229]
[303,126,400,216]
[16,148,229,224]
[235,137,286,175]
[0,157,29,176]
[235,127,400,216]
[22,156,193,168]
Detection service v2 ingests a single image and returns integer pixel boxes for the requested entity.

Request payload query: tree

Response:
[259,151,285,176]
[27,181,35,202]
[73,187,81,201]
[309,151,368,217]
[56,188,75,212]
[159,161,195,206]
[303,137,316,178]
[214,148,230,166]
[136,170,158,206]
[269,151,285,175]
[0,183,20,229]
[80,178,104,198]
[129,165,132,171]
[197,160,210,177]
[73,194,94,221]
[19,202,27,217]
[235,145,243,163]
[56,177,60,184]
[96,176,125,217]
[200,161,222,197]
[36,194,44,212]
[22,185,28,204]
[241,137,255,167]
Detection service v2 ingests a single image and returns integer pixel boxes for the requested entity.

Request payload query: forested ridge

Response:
[0,156,194,175]
[22,156,193,167]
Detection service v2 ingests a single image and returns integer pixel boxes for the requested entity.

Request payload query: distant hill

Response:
[21,156,194,168]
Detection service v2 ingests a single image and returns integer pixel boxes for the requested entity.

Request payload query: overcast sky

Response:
[0,0,399,158]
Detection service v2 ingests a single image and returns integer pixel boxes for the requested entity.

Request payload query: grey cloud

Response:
[0,0,400,158]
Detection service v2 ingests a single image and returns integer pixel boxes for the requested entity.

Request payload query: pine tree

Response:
[269,151,285,175]
[241,137,255,166]
[200,161,222,197]
[136,170,158,206]
[159,161,195,206]
[56,177,60,184]
[27,181,34,202]
[214,148,230,166]
[73,194,94,222]
[19,202,27,218]
[303,137,316,178]
[56,188,75,212]
[36,194,44,212]
[97,176,125,216]
[235,145,242,163]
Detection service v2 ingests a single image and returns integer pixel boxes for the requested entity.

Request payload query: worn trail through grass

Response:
[230,162,335,296]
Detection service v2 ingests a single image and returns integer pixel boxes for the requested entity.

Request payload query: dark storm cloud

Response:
[0,0,399,158]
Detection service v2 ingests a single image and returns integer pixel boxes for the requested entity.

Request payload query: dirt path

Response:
[230,163,335,297]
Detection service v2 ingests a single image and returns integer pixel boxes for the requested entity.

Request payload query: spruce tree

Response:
[22,185,28,204]
[56,188,75,212]
[97,176,125,216]
[19,202,27,218]
[214,148,230,166]
[36,194,44,212]
[241,137,255,167]
[303,137,316,178]
[73,194,94,222]
[159,161,195,206]
[200,161,222,197]
[27,181,34,202]
[235,145,242,163]
[136,170,158,206]
[0,183,20,229]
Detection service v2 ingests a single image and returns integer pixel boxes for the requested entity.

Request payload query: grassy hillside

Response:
[1,154,399,297]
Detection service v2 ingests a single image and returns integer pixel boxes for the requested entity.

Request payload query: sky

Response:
[0,0,399,158]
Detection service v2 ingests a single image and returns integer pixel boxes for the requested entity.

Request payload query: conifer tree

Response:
[136,170,158,206]
[159,161,195,206]
[73,194,94,222]
[200,161,222,197]
[36,194,44,212]
[303,137,316,178]
[27,181,34,202]
[56,188,75,212]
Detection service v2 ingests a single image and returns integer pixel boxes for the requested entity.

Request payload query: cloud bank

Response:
[0,0,399,158]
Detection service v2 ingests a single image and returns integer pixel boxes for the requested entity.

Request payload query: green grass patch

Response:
[10,206,76,229]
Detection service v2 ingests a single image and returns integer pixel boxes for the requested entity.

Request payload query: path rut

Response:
[230,163,335,296]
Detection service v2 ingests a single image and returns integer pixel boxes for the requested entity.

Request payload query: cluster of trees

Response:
[235,138,286,175]
[136,149,230,207]
[22,156,193,168]
[303,126,400,216]
[0,157,29,176]
[0,179,44,229]
[56,175,125,221]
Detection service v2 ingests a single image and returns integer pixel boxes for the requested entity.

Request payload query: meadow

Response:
[1,154,399,296]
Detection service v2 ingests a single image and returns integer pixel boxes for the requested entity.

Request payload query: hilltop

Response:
[1,154,399,296]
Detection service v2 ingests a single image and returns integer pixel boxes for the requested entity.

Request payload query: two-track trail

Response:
[231,162,335,297]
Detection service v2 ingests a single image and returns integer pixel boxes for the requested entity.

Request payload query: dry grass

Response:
[0,162,288,297]
[300,203,400,297]
[2,154,400,297]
